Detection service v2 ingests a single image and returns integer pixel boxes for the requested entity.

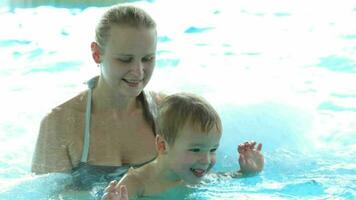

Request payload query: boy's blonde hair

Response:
[95,5,156,53]
[158,93,222,145]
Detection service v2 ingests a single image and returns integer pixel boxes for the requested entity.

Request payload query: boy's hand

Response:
[237,141,264,175]
[101,180,129,200]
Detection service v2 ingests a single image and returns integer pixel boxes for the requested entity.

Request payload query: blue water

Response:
[1,0,356,199]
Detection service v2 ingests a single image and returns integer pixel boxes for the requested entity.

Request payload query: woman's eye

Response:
[142,56,155,62]
[189,148,200,152]
[117,58,132,63]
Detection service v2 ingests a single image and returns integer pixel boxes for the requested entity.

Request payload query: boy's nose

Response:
[199,153,211,164]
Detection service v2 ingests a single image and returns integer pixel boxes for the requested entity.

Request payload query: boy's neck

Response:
[151,157,184,187]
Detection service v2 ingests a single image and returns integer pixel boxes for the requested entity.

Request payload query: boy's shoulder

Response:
[119,167,146,197]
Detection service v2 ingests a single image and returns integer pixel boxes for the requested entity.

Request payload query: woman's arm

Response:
[31,111,72,174]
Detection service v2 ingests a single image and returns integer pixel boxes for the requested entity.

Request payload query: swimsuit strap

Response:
[79,77,158,162]
[80,76,98,163]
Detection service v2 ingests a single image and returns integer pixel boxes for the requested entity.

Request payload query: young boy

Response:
[102,93,263,200]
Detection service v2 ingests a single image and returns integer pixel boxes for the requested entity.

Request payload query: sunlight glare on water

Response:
[0,0,355,199]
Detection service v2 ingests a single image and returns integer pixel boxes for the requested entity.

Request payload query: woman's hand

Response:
[101,180,129,200]
[237,141,264,175]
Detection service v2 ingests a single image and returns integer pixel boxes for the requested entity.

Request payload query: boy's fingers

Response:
[101,193,115,200]
[250,141,256,149]
[239,154,246,165]
[238,144,244,153]
[120,185,129,200]
[105,180,118,193]
[101,193,108,200]
[238,141,262,153]
[104,186,112,193]
[110,180,118,185]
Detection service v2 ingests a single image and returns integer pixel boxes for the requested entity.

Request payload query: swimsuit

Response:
[71,76,158,190]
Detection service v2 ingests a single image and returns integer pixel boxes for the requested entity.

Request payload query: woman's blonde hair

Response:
[95,5,156,53]
[158,93,222,145]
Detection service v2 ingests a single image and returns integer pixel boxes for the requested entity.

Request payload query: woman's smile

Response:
[122,78,143,87]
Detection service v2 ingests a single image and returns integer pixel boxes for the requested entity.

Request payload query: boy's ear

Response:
[91,42,101,64]
[156,135,169,154]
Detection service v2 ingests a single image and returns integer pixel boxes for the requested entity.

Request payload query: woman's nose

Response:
[131,61,144,77]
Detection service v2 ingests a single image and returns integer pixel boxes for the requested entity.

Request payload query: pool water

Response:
[0,0,355,199]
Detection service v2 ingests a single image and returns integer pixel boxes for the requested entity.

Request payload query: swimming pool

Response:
[0,0,355,199]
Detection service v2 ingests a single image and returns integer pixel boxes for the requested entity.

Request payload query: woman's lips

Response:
[122,79,142,87]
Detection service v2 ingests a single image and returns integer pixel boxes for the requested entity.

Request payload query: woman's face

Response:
[100,25,157,97]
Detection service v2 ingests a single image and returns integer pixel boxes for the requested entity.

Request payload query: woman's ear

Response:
[91,42,101,64]
[156,135,169,154]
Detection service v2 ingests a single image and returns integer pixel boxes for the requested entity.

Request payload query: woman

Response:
[31,5,263,191]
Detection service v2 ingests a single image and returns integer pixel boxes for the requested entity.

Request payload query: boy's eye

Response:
[189,148,201,152]
[210,148,217,153]
[117,58,132,63]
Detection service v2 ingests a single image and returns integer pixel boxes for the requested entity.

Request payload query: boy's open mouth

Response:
[190,168,206,177]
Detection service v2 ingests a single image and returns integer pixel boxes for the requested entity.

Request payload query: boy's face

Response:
[166,123,221,184]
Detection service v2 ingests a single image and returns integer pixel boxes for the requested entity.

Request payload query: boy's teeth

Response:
[191,168,205,177]
[193,169,204,173]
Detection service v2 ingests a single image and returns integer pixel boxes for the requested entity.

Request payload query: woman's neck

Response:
[91,77,141,114]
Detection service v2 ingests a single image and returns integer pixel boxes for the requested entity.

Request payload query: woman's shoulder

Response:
[42,90,88,124]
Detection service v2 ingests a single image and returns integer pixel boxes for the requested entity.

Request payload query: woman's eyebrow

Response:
[114,53,156,57]
[115,54,132,57]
